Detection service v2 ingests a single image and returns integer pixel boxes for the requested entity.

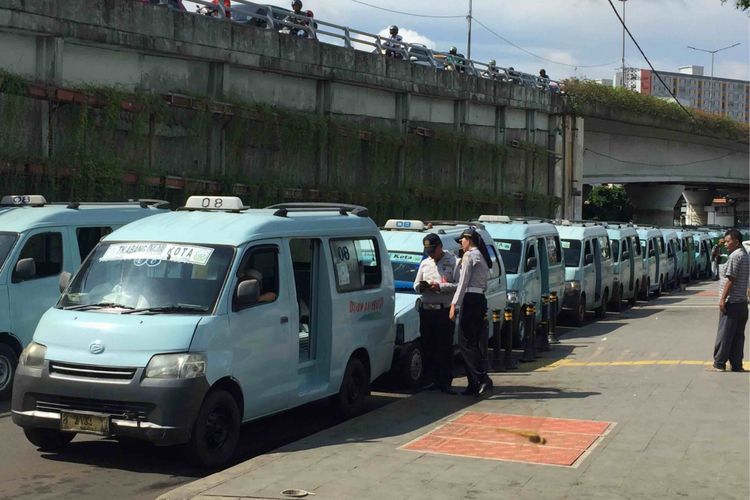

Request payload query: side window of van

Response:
[610,239,619,262]
[487,244,501,278]
[13,232,63,282]
[546,236,561,264]
[525,242,536,272]
[599,237,611,260]
[633,236,642,256]
[330,238,381,293]
[237,246,279,304]
[76,227,112,262]
[584,240,592,261]
[659,237,665,254]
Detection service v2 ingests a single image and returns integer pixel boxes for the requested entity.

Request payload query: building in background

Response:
[615,65,750,123]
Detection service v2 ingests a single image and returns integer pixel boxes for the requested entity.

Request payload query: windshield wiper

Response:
[62,302,135,311]
[122,304,208,315]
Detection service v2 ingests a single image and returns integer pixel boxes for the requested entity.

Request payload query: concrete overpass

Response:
[581,107,749,226]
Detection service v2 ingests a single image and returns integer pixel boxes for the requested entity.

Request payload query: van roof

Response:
[481,221,559,240]
[606,226,638,239]
[0,201,168,233]
[105,208,379,247]
[555,224,608,239]
[635,227,662,238]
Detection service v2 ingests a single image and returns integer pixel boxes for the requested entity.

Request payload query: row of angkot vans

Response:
[2,194,742,468]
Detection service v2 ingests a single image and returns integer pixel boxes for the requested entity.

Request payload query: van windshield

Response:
[561,239,581,267]
[494,239,522,274]
[58,242,234,313]
[388,251,424,292]
[0,232,18,270]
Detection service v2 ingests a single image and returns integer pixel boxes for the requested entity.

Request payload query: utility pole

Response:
[467,0,473,61]
[619,0,627,88]
[688,43,741,114]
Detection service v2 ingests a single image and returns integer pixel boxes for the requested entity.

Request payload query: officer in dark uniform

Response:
[414,234,459,394]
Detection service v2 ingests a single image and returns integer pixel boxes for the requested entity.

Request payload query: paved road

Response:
[0,391,403,499]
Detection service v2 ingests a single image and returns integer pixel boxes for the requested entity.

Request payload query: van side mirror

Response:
[649,248,656,257]
[409,56,418,62]
[584,254,594,265]
[13,258,36,282]
[526,257,537,270]
[59,271,72,293]
[621,251,630,260]
[235,279,260,309]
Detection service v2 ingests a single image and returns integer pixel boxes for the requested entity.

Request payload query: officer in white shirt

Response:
[413,233,459,394]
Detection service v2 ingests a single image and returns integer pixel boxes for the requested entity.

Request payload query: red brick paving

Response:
[402,411,614,467]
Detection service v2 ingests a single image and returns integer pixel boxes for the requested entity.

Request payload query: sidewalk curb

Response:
[157,452,284,500]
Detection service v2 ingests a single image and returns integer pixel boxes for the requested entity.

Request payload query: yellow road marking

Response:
[536,360,750,371]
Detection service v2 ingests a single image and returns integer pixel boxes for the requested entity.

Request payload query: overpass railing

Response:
[163,0,561,93]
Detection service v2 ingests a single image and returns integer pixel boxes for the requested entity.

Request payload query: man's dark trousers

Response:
[714,302,748,370]
[420,307,454,387]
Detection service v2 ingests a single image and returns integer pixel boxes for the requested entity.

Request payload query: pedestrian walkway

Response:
[161,282,749,500]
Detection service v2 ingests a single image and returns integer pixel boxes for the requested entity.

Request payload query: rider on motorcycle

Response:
[483,59,501,80]
[446,46,467,73]
[383,25,404,59]
[282,0,311,37]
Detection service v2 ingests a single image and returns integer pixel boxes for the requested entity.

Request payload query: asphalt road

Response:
[0,391,403,499]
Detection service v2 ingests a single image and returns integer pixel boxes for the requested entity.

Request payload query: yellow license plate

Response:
[60,411,111,435]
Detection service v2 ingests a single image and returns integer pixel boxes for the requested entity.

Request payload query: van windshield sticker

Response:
[497,242,512,251]
[100,243,214,266]
[388,252,423,264]
[561,241,571,249]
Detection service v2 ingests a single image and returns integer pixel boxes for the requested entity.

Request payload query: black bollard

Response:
[538,295,551,352]
[501,308,517,370]
[491,310,502,371]
[519,304,537,363]
[549,291,560,344]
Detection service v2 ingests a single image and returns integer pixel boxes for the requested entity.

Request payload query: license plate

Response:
[60,411,111,435]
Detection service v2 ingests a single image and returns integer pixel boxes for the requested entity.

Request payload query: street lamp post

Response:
[688,43,741,114]
[619,0,627,88]
[467,0,473,61]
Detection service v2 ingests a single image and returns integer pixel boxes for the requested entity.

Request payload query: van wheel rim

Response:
[204,407,231,450]
[410,350,423,382]
[0,357,10,390]
[347,368,365,404]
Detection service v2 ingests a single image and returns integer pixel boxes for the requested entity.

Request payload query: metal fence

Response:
[148,0,562,93]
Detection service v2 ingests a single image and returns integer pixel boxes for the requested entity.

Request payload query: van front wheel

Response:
[400,341,424,390]
[24,428,75,452]
[334,356,370,420]
[186,390,241,469]
[0,343,18,401]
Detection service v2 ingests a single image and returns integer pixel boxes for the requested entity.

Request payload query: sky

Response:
[184,0,750,81]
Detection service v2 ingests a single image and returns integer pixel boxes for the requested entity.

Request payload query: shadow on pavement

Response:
[487,385,600,401]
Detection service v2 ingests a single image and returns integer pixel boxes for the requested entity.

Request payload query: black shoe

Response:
[475,380,493,399]
[461,386,478,396]
[440,386,458,395]
[422,382,440,391]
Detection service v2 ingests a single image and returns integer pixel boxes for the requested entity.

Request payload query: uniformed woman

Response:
[449,227,493,398]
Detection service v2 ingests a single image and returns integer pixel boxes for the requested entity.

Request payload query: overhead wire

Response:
[349,0,465,19]
[605,0,695,122]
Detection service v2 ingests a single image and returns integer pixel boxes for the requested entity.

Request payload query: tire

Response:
[0,343,18,401]
[608,285,623,313]
[399,341,424,390]
[628,280,639,307]
[654,277,663,297]
[185,390,241,469]
[642,278,652,301]
[572,295,586,327]
[595,290,608,319]
[334,356,370,420]
[24,428,75,452]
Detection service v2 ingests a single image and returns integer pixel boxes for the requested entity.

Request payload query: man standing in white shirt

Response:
[414,233,459,394]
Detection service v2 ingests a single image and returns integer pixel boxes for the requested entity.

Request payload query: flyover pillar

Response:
[682,189,717,226]
[626,184,684,226]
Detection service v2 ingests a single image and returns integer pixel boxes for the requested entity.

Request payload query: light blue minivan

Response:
[12,198,395,468]
[380,219,507,388]
[660,228,683,289]
[478,216,565,345]
[0,195,168,400]
[556,221,614,326]
[636,227,668,298]
[604,223,643,311]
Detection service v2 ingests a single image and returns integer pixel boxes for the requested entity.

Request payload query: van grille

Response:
[33,394,152,420]
[49,361,136,381]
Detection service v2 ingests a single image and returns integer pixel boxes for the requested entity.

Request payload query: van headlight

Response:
[145,353,207,379]
[19,342,46,368]
[506,291,520,304]
[565,280,581,291]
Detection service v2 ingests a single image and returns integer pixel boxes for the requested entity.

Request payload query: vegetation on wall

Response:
[0,70,562,222]
[563,79,749,142]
